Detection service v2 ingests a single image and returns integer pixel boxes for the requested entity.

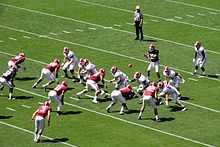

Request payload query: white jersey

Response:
[163,69,176,79]
[85,63,97,75]
[161,84,180,96]
[65,51,77,62]
[135,74,149,87]
[195,46,207,59]
[113,70,128,83]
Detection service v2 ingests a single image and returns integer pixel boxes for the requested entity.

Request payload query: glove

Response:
[192,58,195,63]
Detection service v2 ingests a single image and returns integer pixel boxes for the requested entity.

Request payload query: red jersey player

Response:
[32,101,52,143]
[138,82,160,121]
[76,68,107,103]
[8,52,26,69]
[32,58,61,89]
[106,85,134,114]
[48,81,68,115]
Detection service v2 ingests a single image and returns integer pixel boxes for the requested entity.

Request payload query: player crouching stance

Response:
[110,66,129,89]
[130,72,149,95]
[158,82,187,111]
[0,66,17,100]
[48,81,68,115]
[106,85,134,115]
[76,68,106,104]
[138,82,160,121]
[32,58,61,89]
[8,52,26,70]
[32,101,52,143]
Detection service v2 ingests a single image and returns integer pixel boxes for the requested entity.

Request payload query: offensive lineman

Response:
[48,81,68,115]
[8,52,26,69]
[138,82,160,121]
[32,58,61,89]
[76,68,106,103]
[106,85,134,115]
[144,44,161,81]
[0,66,17,100]
[32,101,52,143]
[110,66,129,89]
[193,41,207,75]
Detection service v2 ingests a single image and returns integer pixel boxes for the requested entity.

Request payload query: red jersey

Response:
[36,105,52,118]
[143,85,158,97]
[89,72,104,83]
[46,62,60,72]
[11,55,25,65]
[54,83,68,96]
[120,87,132,97]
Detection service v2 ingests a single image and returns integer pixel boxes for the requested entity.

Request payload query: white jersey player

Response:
[110,66,129,89]
[62,47,78,78]
[163,65,185,90]
[84,59,97,77]
[158,82,186,111]
[193,41,207,75]
[0,67,17,100]
[131,72,150,94]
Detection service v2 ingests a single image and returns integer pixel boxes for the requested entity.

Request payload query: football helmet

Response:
[111,66,118,74]
[61,81,68,86]
[63,47,69,54]
[134,72,141,79]
[19,52,25,57]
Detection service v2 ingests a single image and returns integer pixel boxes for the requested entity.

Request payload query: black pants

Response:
[135,21,143,40]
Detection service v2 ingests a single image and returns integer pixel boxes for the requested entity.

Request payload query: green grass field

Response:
[0,0,220,146]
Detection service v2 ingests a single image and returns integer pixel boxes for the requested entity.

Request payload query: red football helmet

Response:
[134,72,141,79]
[19,52,25,57]
[63,47,69,54]
[43,100,51,106]
[111,66,118,74]
[127,85,132,90]
[61,81,68,86]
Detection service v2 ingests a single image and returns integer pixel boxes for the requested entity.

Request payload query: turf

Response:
[0,0,220,147]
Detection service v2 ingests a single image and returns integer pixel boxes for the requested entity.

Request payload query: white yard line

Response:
[208,12,218,15]
[174,16,183,19]
[165,0,220,13]
[38,102,43,105]
[183,101,220,113]
[21,104,31,109]
[0,40,4,42]
[14,87,215,147]
[8,37,17,41]
[75,29,84,32]
[69,97,79,101]
[0,3,220,55]
[0,24,220,83]
[70,0,220,32]
[150,19,160,22]
[23,35,31,39]
[6,107,16,112]
[197,13,206,16]
[126,22,133,26]
[188,78,198,82]
[88,27,97,30]
[113,24,121,27]
[0,121,78,147]
[49,32,58,35]
[1,24,220,83]
[186,14,195,18]
[63,30,71,33]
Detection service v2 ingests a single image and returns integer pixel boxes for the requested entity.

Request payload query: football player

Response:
[62,47,78,78]
[76,68,107,103]
[8,52,26,70]
[130,72,150,95]
[144,44,161,80]
[138,82,160,121]
[109,66,129,89]
[0,66,17,100]
[32,101,52,143]
[158,81,186,111]
[32,58,61,89]
[193,41,207,75]
[163,65,185,91]
[106,85,134,115]
[48,81,68,115]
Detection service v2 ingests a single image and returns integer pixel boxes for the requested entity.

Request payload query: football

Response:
[128,63,133,68]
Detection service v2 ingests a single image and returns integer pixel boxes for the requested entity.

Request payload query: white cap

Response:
[136,5,140,10]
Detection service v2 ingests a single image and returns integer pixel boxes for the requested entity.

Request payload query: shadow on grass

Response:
[207,74,219,78]
[0,115,13,119]
[143,117,175,122]
[15,77,37,81]
[98,98,112,103]
[125,109,139,114]
[41,137,69,143]
[169,106,187,112]
[179,96,191,101]
[61,111,82,115]
[14,95,34,100]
